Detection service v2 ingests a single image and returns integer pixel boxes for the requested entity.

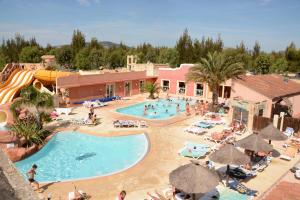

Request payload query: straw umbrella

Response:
[235,133,273,154]
[259,123,288,144]
[209,144,250,185]
[169,162,219,200]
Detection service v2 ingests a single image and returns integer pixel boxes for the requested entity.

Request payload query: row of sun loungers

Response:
[113,120,147,128]
[184,126,206,135]
[82,100,108,108]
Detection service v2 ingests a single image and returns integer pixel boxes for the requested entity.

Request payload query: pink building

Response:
[157,64,231,100]
[229,74,300,130]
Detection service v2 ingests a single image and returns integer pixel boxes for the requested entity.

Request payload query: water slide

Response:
[33,70,74,94]
[0,68,74,105]
[0,70,34,105]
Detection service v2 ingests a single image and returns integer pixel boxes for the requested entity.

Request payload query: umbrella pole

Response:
[192,193,196,200]
[226,164,230,186]
[269,140,271,144]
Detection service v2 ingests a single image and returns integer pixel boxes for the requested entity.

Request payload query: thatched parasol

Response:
[259,124,288,144]
[209,144,250,165]
[169,162,219,200]
[235,133,273,153]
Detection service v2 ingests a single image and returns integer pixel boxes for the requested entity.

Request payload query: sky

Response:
[0,0,300,51]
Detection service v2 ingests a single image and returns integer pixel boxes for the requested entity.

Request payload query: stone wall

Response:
[0,149,39,200]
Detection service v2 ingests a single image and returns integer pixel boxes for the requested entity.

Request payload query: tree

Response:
[10,86,53,128]
[10,121,49,147]
[89,37,103,50]
[71,29,86,55]
[107,49,126,69]
[89,48,104,69]
[19,46,42,63]
[143,82,160,99]
[186,51,245,106]
[252,41,261,59]
[176,29,194,64]
[75,47,91,70]
[270,58,288,73]
[255,54,272,74]
[0,49,7,71]
[57,46,73,68]
[157,47,179,67]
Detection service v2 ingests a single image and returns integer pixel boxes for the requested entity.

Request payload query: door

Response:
[124,81,131,97]
[106,84,115,98]
[139,80,145,93]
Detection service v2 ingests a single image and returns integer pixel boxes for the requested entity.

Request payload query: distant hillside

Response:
[99,41,120,48]
[55,41,120,48]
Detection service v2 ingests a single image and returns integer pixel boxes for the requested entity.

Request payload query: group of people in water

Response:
[142,93,210,117]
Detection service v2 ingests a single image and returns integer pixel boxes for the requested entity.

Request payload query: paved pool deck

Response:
[22,94,300,200]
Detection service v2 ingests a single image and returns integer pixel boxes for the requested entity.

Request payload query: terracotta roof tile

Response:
[234,74,300,100]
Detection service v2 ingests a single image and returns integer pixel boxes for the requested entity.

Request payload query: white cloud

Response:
[77,0,99,6]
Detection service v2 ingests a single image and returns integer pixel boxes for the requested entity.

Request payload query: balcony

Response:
[196,89,203,96]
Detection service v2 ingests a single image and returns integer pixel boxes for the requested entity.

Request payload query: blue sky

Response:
[0,0,299,51]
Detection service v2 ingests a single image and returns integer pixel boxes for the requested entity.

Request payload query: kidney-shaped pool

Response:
[15,131,149,182]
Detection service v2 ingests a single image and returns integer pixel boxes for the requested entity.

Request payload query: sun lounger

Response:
[184,141,210,150]
[113,120,138,128]
[68,190,84,200]
[55,107,73,115]
[140,120,147,128]
[184,126,206,135]
[228,180,258,196]
[284,127,294,138]
[178,146,209,159]
[280,146,298,161]
[192,121,213,129]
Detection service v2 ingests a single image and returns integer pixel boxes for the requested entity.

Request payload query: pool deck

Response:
[28,94,300,200]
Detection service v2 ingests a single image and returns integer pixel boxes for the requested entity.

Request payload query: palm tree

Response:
[144,82,160,99]
[10,86,54,128]
[186,51,245,106]
[10,120,50,147]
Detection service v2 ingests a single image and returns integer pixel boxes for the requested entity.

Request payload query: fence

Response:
[253,115,300,133]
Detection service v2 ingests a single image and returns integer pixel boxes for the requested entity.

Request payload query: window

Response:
[162,80,170,91]
[139,80,145,93]
[218,86,223,97]
[178,81,186,94]
[128,58,131,64]
[224,86,231,98]
[195,83,203,96]
[258,109,264,116]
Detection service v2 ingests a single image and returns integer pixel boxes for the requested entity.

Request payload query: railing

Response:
[1,63,21,83]
[196,89,203,96]
[162,86,169,92]
[178,88,186,94]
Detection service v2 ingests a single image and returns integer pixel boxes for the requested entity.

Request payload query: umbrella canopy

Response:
[235,134,273,153]
[209,144,251,165]
[259,124,288,141]
[169,162,219,194]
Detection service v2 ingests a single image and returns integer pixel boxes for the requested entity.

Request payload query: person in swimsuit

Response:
[26,164,40,191]
[116,190,126,200]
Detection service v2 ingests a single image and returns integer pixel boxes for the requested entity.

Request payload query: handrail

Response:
[0,63,22,83]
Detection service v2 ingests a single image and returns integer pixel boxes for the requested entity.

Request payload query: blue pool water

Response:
[0,125,8,131]
[219,187,248,200]
[15,131,148,182]
[116,98,195,119]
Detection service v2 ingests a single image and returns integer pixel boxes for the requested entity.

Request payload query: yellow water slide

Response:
[33,70,74,94]
[0,70,34,105]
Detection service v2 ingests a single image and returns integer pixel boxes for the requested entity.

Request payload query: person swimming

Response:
[165,109,168,113]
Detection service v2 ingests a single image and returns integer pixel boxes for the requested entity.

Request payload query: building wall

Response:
[157,64,231,100]
[288,94,300,117]
[231,81,273,117]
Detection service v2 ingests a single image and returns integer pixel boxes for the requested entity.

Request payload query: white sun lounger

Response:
[68,190,83,200]
[55,108,73,115]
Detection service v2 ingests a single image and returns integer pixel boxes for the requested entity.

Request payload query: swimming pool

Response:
[116,98,195,119]
[15,131,149,182]
[0,125,8,131]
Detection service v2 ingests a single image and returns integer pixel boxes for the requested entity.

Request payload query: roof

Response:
[57,70,156,88]
[234,74,300,100]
